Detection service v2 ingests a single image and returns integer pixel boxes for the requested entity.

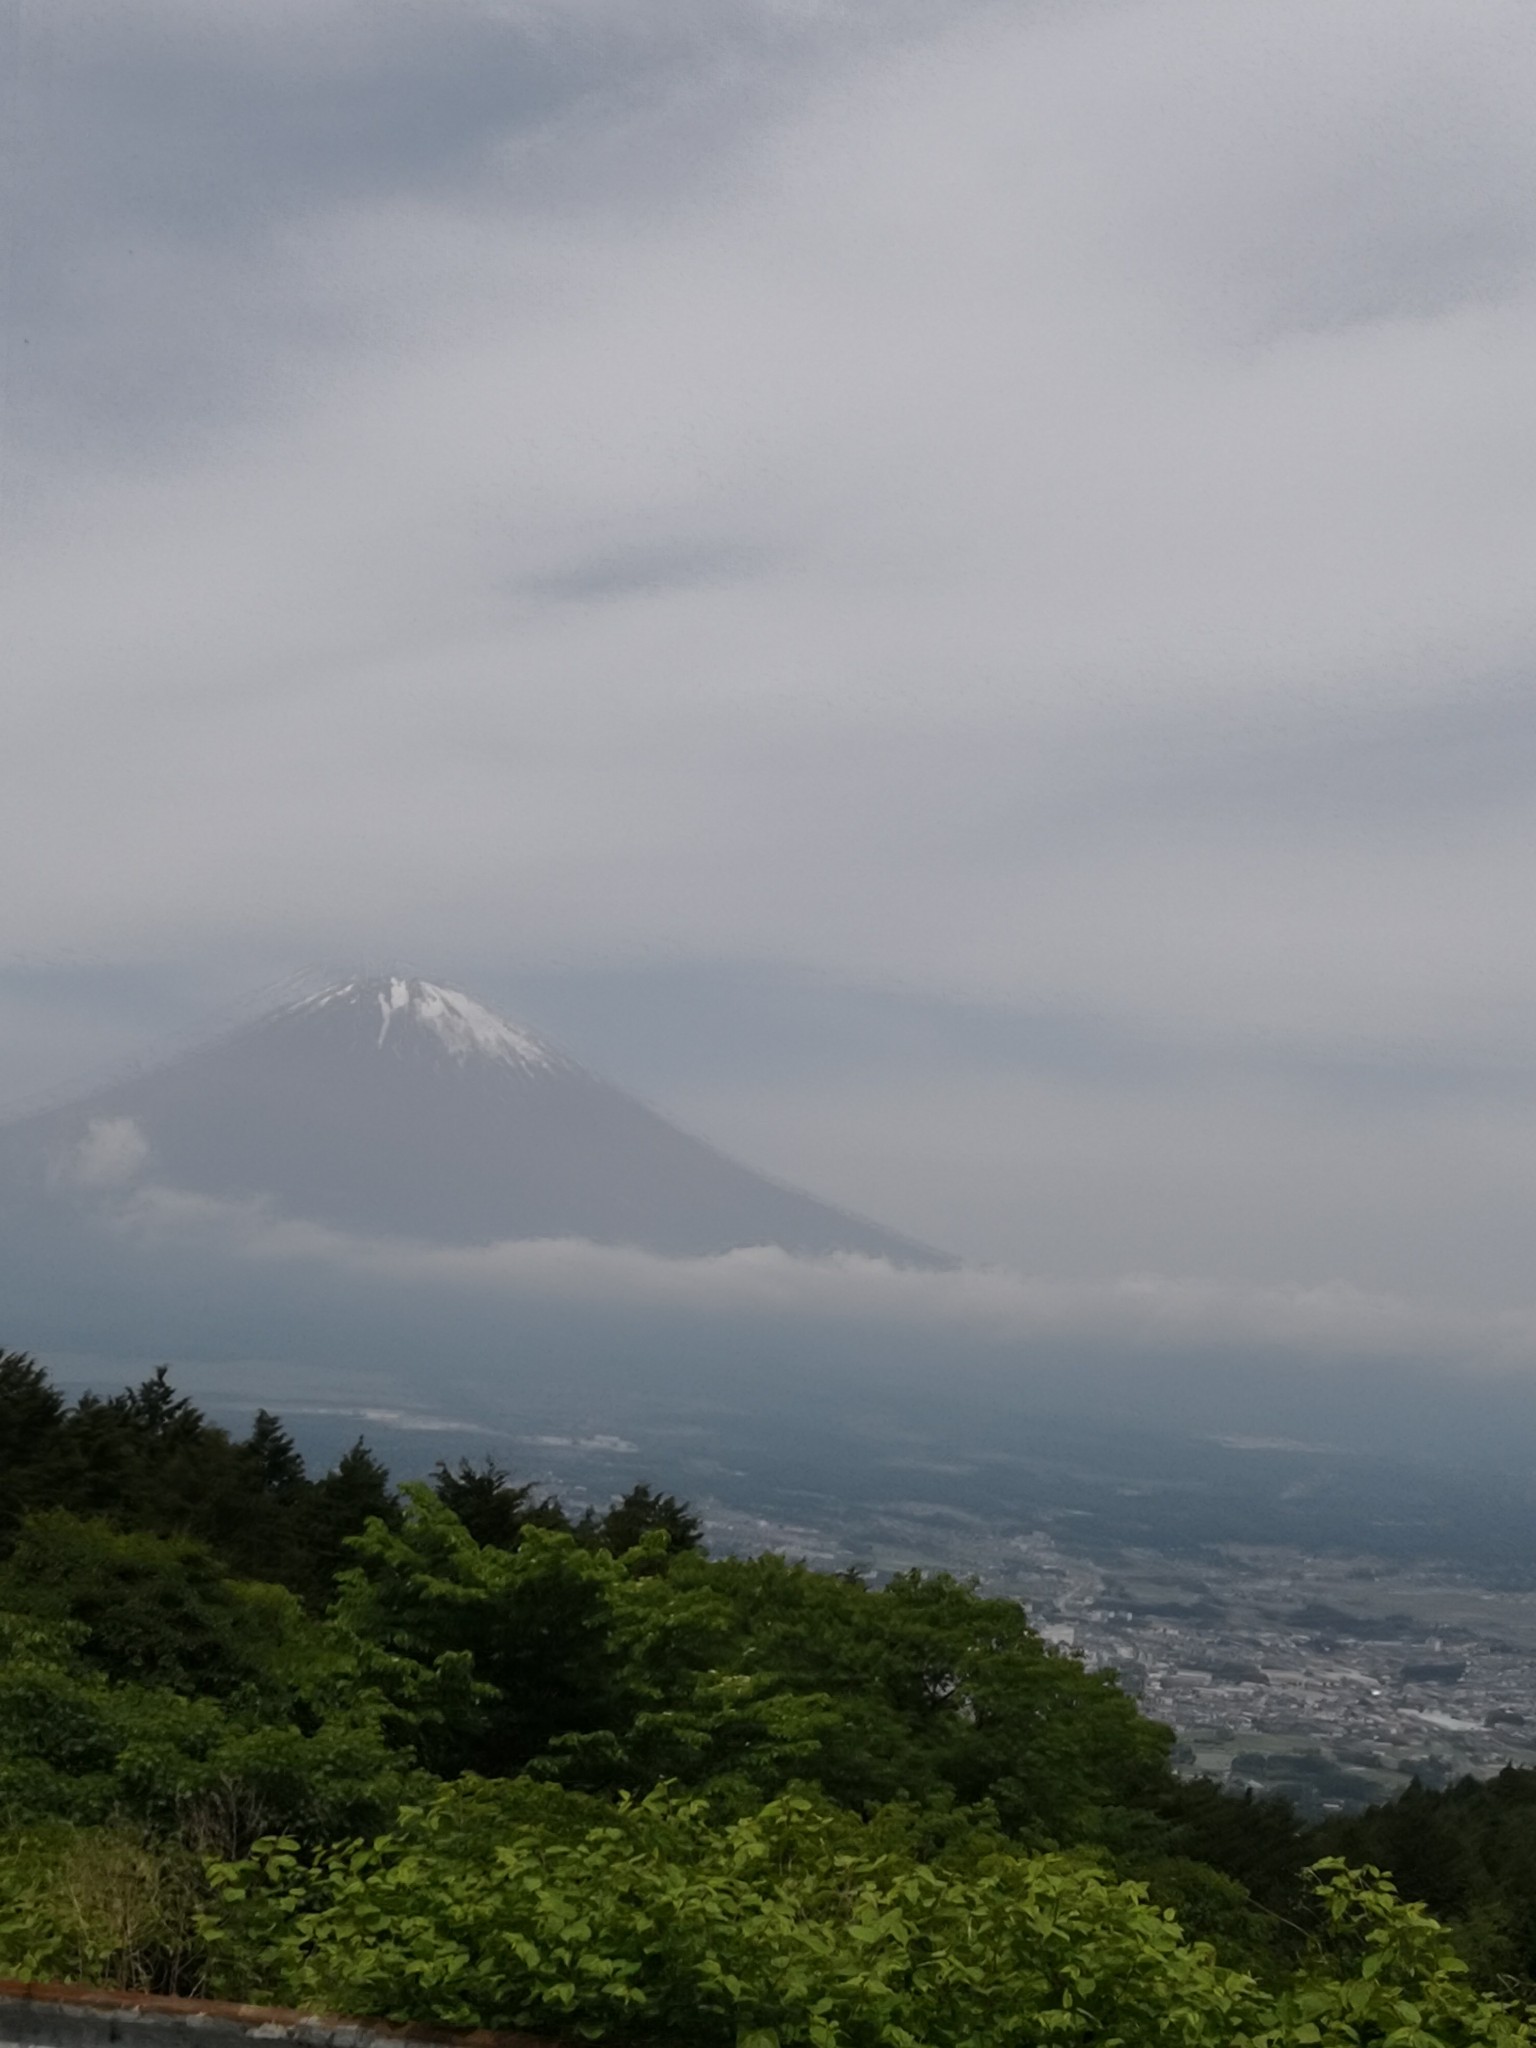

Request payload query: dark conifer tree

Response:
[432,1455,571,1549]
[0,1348,67,1539]
[299,1439,400,1598]
[241,1410,306,1494]
[0,1348,65,1456]
[598,1482,703,1557]
[431,1456,535,1549]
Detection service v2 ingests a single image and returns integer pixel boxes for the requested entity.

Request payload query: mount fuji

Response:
[0,976,944,1266]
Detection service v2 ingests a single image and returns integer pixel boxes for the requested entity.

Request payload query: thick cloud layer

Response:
[101,1173,1536,1374]
[5,1,1536,1337]
[13,1166,1536,1467]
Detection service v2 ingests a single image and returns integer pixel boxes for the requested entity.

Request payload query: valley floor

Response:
[703,1498,1536,1817]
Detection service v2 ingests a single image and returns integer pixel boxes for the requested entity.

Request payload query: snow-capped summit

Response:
[0,973,945,1265]
[291,977,562,1073]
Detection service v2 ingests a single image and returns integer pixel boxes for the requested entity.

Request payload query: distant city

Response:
[255,1385,1536,1822]
[701,1495,1536,1819]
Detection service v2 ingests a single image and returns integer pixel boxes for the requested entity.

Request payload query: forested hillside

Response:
[1,1346,1532,2046]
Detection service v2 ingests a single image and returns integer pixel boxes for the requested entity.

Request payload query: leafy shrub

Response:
[205,1784,1535,2047]
[0,1823,206,1994]
[0,1606,413,1850]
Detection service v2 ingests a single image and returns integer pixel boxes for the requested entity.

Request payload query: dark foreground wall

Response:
[0,1982,550,2048]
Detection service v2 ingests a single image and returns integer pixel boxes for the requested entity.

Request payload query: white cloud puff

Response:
[51,1116,151,1192]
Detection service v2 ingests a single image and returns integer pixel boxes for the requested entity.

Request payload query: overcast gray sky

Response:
[6,0,1536,1339]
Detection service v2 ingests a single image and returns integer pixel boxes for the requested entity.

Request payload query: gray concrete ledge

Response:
[0,1981,557,2048]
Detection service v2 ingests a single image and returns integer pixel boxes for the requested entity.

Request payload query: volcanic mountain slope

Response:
[0,977,945,1264]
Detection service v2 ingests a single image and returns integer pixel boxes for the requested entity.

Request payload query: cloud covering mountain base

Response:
[10,1170,1536,1471]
